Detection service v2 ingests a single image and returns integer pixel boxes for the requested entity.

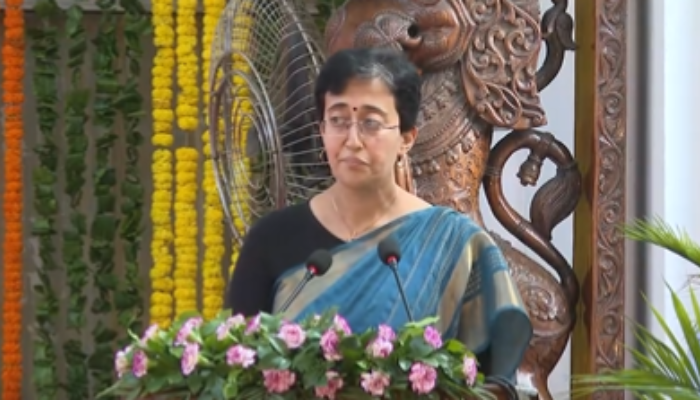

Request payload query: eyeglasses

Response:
[321,117,399,138]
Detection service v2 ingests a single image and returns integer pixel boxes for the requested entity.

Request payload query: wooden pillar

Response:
[571,0,628,398]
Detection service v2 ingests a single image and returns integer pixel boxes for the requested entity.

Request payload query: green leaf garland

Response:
[115,0,150,341]
[28,0,61,398]
[89,0,121,394]
[63,4,91,400]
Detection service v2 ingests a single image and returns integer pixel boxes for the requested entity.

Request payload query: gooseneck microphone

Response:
[278,249,333,313]
[377,236,415,322]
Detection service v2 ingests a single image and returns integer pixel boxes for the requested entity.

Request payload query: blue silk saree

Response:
[271,206,532,378]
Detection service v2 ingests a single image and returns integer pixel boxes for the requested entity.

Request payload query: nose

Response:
[344,126,363,148]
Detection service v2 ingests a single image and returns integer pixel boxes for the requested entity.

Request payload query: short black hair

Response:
[314,47,422,133]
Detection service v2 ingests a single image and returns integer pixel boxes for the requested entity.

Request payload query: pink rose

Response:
[377,324,396,341]
[315,370,344,399]
[463,356,478,386]
[246,314,261,335]
[174,317,203,346]
[320,329,341,361]
[181,342,200,376]
[333,315,352,335]
[360,370,390,396]
[226,344,256,368]
[114,346,131,377]
[423,326,443,349]
[217,314,246,340]
[409,362,438,394]
[368,338,393,358]
[140,324,159,346]
[132,350,148,378]
[277,322,306,349]
[262,369,296,393]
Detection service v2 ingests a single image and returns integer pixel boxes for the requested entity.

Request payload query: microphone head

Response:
[378,236,401,265]
[306,249,333,276]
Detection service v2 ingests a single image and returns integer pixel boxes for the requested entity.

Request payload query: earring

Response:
[394,154,415,194]
[318,149,326,161]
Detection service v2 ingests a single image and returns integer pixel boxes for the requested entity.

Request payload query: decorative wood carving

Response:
[324,1,581,398]
[571,0,627,398]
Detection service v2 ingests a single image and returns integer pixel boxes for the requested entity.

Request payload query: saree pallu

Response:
[272,206,532,378]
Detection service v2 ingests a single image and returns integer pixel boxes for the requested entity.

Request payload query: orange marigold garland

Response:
[1,0,25,397]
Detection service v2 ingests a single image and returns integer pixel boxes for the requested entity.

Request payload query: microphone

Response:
[377,236,414,322]
[278,249,333,313]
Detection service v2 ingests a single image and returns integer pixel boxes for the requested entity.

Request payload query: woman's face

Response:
[320,77,416,191]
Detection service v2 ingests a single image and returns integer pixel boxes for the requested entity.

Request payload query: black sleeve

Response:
[224,222,274,316]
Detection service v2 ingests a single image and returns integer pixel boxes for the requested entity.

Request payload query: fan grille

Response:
[209,0,332,243]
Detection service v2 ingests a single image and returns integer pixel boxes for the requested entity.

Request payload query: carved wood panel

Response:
[571,0,627,398]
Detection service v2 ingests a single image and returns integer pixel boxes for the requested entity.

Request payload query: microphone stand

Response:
[387,259,415,322]
[278,271,313,313]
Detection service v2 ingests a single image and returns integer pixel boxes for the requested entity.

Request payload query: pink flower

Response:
[174,317,203,346]
[463,356,478,386]
[226,345,256,368]
[245,314,261,335]
[423,326,443,349]
[114,346,131,377]
[333,315,352,335]
[315,370,344,399]
[377,324,396,341]
[217,314,246,340]
[367,338,393,358]
[277,322,306,349]
[132,350,148,378]
[181,342,200,376]
[262,369,296,393]
[140,324,159,346]
[409,362,438,394]
[360,370,390,396]
[320,329,341,361]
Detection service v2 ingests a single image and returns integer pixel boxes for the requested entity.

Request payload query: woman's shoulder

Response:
[424,206,481,225]
[245,202,316,241]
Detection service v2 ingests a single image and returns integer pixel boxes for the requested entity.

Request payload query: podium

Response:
[138,384,535,399]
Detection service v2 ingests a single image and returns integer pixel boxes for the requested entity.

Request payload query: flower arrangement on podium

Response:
[100,310,493,399]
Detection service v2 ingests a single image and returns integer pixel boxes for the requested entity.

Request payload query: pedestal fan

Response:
[208,0,332,244]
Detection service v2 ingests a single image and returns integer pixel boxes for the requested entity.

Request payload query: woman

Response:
[225,47,532,381]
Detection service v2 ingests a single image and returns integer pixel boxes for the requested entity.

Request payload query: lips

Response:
[340,157,368,166]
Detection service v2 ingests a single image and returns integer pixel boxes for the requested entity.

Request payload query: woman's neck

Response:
[329,182,399,232]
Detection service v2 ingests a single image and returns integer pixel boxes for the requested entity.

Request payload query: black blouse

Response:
[224,202,343,315]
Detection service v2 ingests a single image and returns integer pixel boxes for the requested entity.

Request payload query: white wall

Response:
[644,0,700,345]
[479,0,576,396]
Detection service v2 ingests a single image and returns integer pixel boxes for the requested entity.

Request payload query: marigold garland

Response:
[201,0,227,319]
[174,0,200,316]
[229,1,254,277]
[150,0,176,327]
[173,148,199,314]
[1,0,25,396]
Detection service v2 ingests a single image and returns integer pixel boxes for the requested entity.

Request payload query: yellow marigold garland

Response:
[200,0,227,319]
[149,0,176,327]
[2,0,25,396]
[174,0,200,315]
[229,1,254,277]
[173,148,199,314]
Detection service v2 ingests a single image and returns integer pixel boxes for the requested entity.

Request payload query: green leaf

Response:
[623,217,700,267]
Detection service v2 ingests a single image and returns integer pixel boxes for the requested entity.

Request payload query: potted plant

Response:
[573,218,700,399]
[100,309,496,399]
